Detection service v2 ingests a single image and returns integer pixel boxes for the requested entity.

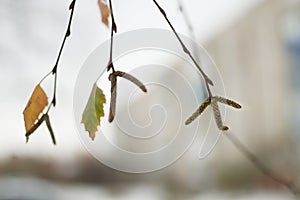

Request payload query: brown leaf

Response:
[23,84,48,132]
[97,0,111,27]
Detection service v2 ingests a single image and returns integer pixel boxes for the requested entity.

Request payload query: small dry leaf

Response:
[97,0,111,27]
[114,71,147,92]
[23,84,48,132]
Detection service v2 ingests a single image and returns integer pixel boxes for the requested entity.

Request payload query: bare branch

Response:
[152,0,213,98]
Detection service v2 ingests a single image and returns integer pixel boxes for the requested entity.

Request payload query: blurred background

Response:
[0,0,300,199]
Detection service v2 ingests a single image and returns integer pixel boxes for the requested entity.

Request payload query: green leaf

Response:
[81,83,106,140]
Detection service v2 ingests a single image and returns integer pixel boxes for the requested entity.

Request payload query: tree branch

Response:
[152,0,213,97]
[26,0,77,144]
[176,0,200,63]
[226,132,299,196]
[46,0,77,112]
[106,0,117,72]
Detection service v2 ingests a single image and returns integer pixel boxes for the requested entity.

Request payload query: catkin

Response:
[215,96,242,109]
[211,98,228,131]
[114,71,147,92]
[109,74,117,123]
[185,98,211,125]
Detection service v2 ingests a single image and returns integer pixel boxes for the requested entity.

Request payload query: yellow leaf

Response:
[97,0,111,27]
[81,83,106,140]
[23,84,48,132]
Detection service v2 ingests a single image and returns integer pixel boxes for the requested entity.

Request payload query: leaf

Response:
[81,83,106,140]
[97,0,111,27]
[23,84,48,132]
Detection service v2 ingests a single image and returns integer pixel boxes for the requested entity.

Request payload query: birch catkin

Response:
[114,71,147,92]
[185,98,211,125]
[211,98,228,131]
[215,96,242,109]
[109,73,117,122]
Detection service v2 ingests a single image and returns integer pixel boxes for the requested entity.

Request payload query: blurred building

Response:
[205,0,300,148]
[170,0,300,191]
[112,0,300,187]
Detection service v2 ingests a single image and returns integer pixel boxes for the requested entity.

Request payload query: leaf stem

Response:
[152,0,213,97]
[38,71,52,85]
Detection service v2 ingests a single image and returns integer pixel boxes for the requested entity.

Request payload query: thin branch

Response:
[152,0,213,97]
[176,0,200,63]
[38,71,52,85]
[26,0,77,145]
[107,0,117,72]
[226,132,300,196]
[46,0,77,112]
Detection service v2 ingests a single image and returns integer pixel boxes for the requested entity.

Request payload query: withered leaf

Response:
[23,84,48,132]
[97,0,111,27]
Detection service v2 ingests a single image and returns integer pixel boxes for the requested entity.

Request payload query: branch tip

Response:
[69,0,76,10]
